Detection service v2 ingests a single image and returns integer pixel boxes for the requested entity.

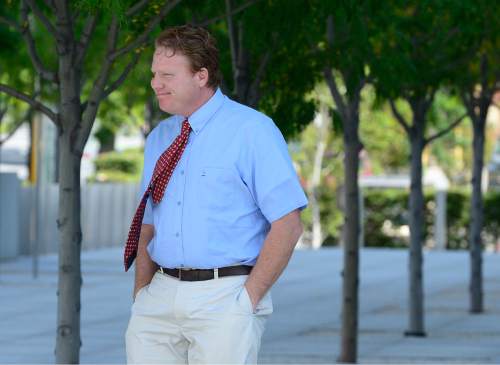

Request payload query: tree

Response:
[456,0,500,313]
[213,0,319,137]
[0,1,183,362]
[369,0,482,336]
[306,1,377,361]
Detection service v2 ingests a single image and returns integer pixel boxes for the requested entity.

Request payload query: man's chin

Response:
[158,103,175,115]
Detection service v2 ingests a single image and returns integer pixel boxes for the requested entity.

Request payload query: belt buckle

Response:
[178,268,182,280]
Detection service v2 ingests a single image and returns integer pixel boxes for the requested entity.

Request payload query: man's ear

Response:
[197,67,209,88]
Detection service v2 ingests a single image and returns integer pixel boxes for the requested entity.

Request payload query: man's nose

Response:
[151,76,163,91]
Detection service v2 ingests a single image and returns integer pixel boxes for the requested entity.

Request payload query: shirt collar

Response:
[179,88,224,135]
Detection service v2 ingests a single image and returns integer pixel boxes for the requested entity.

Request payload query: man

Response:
[125,24,307,364]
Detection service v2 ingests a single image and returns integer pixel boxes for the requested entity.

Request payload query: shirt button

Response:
[175,232,180,237]
[177,201,181,206]
[181,170,185,175]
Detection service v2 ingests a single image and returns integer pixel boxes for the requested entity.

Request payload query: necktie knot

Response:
[181,119,191,135]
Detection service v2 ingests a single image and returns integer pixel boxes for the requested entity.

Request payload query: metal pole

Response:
[29,115,40,278]
[359,187,364,248]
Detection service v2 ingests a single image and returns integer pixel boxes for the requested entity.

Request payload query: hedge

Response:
[91,148,143,183]
[363,189,500,250]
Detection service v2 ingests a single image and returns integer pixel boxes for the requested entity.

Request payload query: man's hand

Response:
[245,283,259,312]
[133,224,157,302]
[133,284,147,302]
[244,209,303,311]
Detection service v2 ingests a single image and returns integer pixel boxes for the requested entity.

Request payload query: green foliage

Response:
[370,0,484,100]
[448,0,499,94]
[91,148,143,183]
[484,192,500,245]
[225,0,319,139]
[426,91,470,180]
[359,86,409,173]
[445,190,469,248]
[362,188,500,250]
[363,189,410,248]
[290,94,345,246]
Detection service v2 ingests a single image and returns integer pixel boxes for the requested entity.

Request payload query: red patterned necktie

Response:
[124,119,191,271]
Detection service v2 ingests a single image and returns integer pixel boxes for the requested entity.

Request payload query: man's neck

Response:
[184,88,216,118]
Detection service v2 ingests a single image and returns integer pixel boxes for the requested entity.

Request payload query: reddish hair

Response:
[155,25,221,89]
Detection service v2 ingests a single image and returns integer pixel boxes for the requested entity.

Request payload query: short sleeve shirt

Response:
[139,89,308,269]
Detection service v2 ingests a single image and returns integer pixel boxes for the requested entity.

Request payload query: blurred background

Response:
[0,0,499,363]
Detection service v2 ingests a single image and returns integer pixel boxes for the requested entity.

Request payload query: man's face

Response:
[151,47,203,116]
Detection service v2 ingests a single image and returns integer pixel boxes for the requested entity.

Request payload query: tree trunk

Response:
[55,8,83,360]
[55,132,82,363]
[406,125,426,337]
[142,96,163,137]
[469,117,485,313]
[338,105,362,363]
[235,21,250,104]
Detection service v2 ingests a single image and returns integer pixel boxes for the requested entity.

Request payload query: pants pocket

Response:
[235,286,273,316]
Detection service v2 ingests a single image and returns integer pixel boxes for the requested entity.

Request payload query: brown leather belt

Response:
[158,265,253,281]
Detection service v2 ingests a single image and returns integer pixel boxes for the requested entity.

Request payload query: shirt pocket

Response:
[197,166,239,212]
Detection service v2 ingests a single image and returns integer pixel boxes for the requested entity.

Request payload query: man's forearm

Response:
[133,224,157,299]
[244,209,303,309]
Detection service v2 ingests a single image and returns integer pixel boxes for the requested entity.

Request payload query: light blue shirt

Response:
[140,89,307,269]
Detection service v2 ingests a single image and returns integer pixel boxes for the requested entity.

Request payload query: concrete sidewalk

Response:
[0,247,499,364]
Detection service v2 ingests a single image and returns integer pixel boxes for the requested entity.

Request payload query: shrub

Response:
[362,188,499,250]
[91,148,143,183]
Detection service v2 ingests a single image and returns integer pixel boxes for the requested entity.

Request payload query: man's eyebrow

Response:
[151,70,174,75]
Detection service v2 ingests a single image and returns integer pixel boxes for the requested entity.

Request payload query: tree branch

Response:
[42,0,55,10]
[101,52,141,100]
[18,2,58,83]
[461,91,476,122]
[126,0,151,17]
[359,78,367,94]
[480,53,489,97]
[0,105,6,122]
[323,67,347,121]
[424,89,436,111]
[109,0,181,61]
[24,0,58,38]
[389,100,411,135]
[1,13,57,84]
[0,105,35,146]
[76,13,98,67]
[0,14,21,30]
[0,83,58,124]
[247,50,271,107]
[225,0,238,82]
[77,16,120,153]
[196,0,263,27]
[326,14,334,46]
[72,10,83,24]
[424,112,467,146]
[247,37,275,107]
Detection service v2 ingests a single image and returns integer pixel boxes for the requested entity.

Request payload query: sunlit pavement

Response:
[1,247,499,364]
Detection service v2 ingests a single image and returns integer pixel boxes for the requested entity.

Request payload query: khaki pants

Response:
[125,271,273,364]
